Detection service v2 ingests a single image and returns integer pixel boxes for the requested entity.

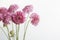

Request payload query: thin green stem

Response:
[16,24,20,40]
[18,25,20,39]
[12,22,14,30]
[24,14,30,30]
[6,25,11,40]
[23,13,30,40]
[16,25,17,40]
[18,25,20,33]
[0,27,8,39]
[23,20,30,40]
[12,22,15,40]
[16,24,19,40]
[12,37,15,40]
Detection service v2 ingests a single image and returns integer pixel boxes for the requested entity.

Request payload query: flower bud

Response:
[10,30,15,37]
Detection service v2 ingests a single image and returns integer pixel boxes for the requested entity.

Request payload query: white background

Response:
[0,0,60,40]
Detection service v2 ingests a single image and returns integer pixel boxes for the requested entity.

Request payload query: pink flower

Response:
[8,4,18,13]
[30,13,39,26]
[0,7,8,14]
[0,14,3,21]
[12,11,25,24]
[2,12,11,24]
[22,5,33,13]
[0,7,11,24]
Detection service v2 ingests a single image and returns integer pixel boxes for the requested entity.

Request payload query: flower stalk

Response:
[0,27,8,39]
[16,24,20,40]
[16,25,18,40]
[6,25,11,40]
[23,20,30,40]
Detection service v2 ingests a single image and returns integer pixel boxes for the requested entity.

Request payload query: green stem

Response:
[6,26,11,40]
[24,14,30,30]
[16,24,20,40]
[0,27,8,39]
[17,24,20,40]
[12,22,14,30]
[18,25,20,40]
[12,22,15,40]
[16,25,18,40]
[23,20,30,40]
[12,37,15,40]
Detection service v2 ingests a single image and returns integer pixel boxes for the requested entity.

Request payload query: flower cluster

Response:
[0,4,40,40]
[0,4,39,26]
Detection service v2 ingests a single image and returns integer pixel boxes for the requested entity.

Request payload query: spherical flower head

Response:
[30,13,39,26]
[0,7,8,14]
[22,5,33,13]
[8,4,18,13]
[12,11,25,24]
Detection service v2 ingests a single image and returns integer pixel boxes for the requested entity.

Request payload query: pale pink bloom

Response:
[8,4,18,13]
[30,13,39,26]
[22,5,33,13]
[0,7,8,14]
[12,11,25,24]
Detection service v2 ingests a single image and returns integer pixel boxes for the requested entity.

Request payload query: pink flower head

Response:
[8,4,18,13]
[0,14,3,21]
[2,12,11,24]
[30,13,39,26]
[0,7,8,14]
[12,11,25,24]
[22,5,33,13]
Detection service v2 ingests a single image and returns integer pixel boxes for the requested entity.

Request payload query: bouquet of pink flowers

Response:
[0,4,40,40]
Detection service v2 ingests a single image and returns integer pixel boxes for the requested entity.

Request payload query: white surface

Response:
[0,0,60,40]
